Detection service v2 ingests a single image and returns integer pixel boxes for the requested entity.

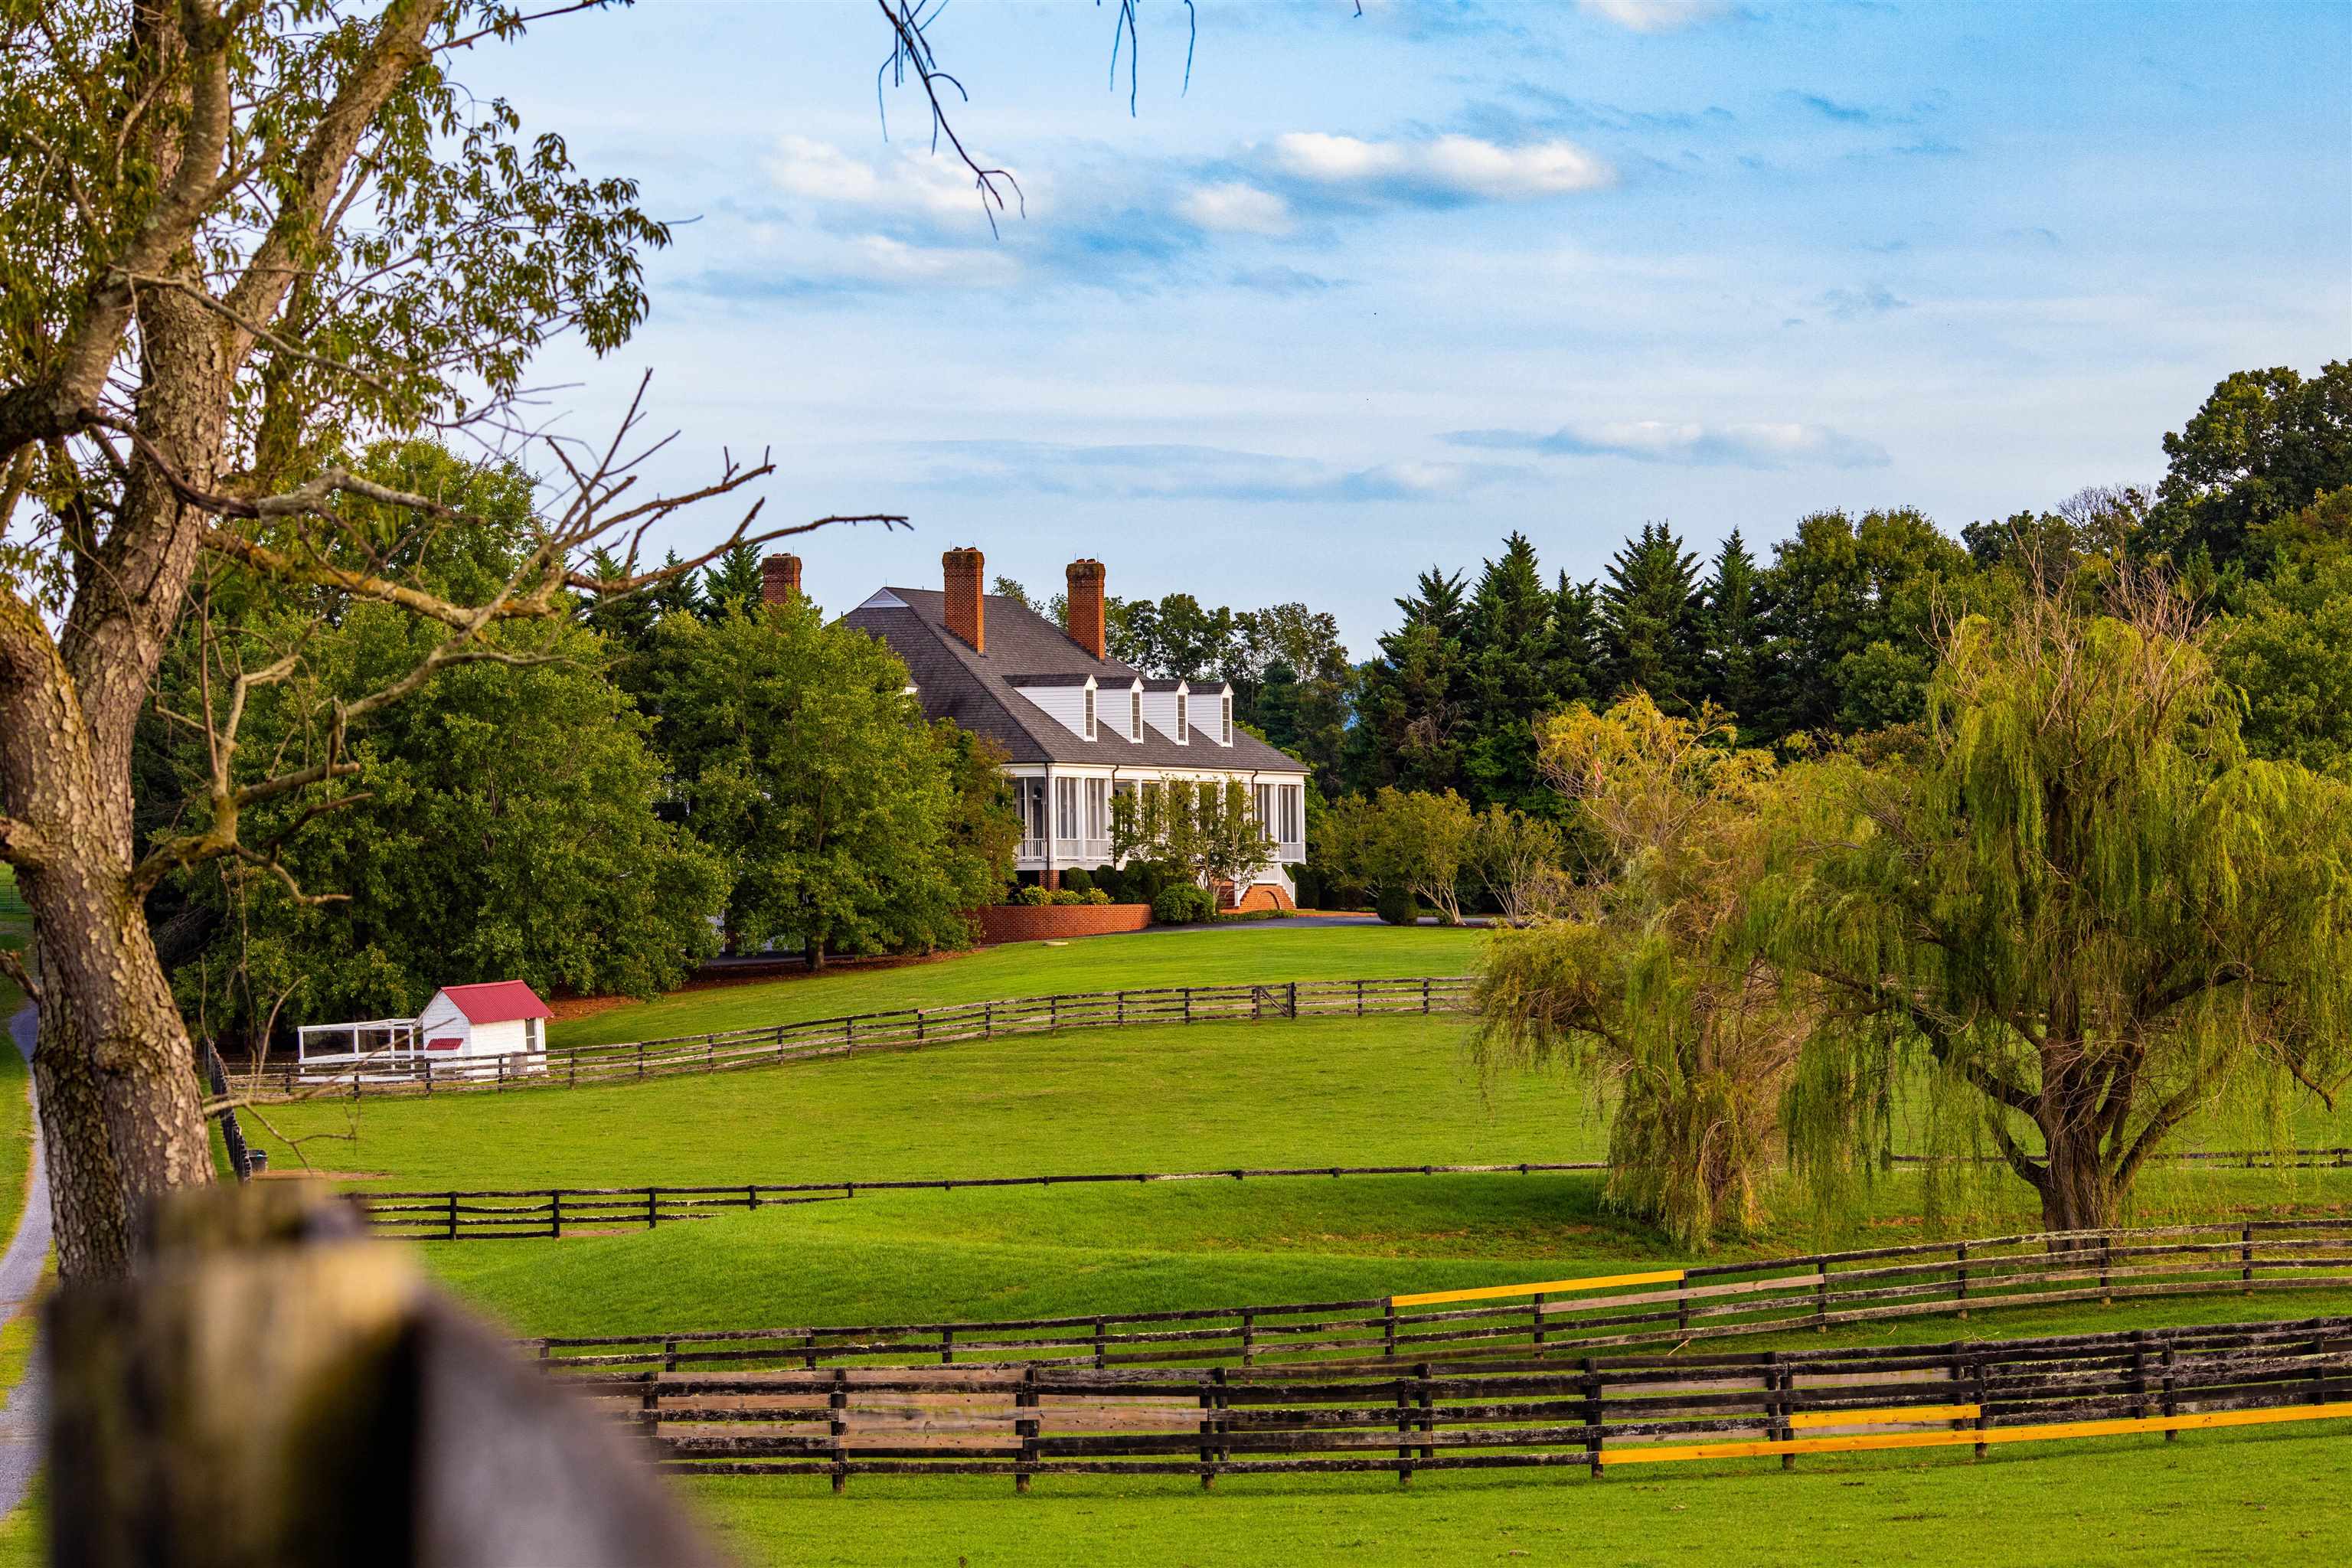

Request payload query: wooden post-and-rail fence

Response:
[234,975,1479,1102]
[523,1217,2352,1378]
[583,1315,2352,1490]
[351,1162,1609,1240]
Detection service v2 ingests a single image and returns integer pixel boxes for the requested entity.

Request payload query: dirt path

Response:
[0,1004,49,1517]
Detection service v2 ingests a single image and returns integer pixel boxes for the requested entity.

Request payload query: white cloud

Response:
[913,442,1524,503]
[763,134,1002,220]
[1179,181,1295,236]
[1577,0,1733,34]
[841,234,1020,288]
[1450,420,1889,470]
[1269,132,1612,199]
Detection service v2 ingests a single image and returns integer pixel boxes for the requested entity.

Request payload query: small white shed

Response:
[416,980,554,1067]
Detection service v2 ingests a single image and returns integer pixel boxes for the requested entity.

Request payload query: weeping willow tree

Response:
[1758,572,2352,1236]
[1474,695,1803,1248]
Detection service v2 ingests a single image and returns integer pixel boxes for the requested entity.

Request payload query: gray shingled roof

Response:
[840,587,1308,773]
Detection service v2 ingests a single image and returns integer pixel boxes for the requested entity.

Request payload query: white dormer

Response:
[1140,679,1190,744]
[1204,681,1235,746]
[1124,679,1145,743]
[1008,674,1099,741]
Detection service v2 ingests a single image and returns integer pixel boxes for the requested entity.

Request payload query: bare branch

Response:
[0,949,39,1008]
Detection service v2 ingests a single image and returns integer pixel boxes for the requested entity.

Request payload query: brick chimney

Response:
[760,553,802,606]
[1064,558,1106,660]
[942,547,985,653]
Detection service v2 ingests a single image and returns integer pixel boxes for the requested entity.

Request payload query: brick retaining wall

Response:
[974,903,1154,944]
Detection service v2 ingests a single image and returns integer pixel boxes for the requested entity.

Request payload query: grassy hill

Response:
[551,923,1486,1048]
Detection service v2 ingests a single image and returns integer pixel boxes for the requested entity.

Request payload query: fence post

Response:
[496,1057,505,1093]
[569,1050,577,1089]
[1093,1316,1107,1370]
[1183,987,1192,1025]
[2161,1342,2178,1440]
[985,1001,993,1038]
[1532,1292,1547,1350]
[550,1191,562,1240]
[1416,1363,1435,1463]
[1287,981,1298,1018]
[1583,1357,1603,1477]
[646,1188,657,1230]
[1955,1241,1969,1320]
[1241,1312,1256,1367]
[1768,1352,1791,1468]
[1393,1374,1412,1487]
[1384,1300,1398,1358]
[1356,979,1365,1017]
[1971,1354,1990,1459]
[637,1041,645,1080]
[748,1184,761,1212]
[2129,1328,2150,1420]
[2100,1232,2112,1305]
[423,1057,433,1096]
[916,1009,926,1045]
[1201,1377,1219,1491]
[1815,1256,1830,1329]
[2241,1223,2254,1292]
[446,1191,457,1242]
[1016,1367,1039,1494]
[1421,978,1430,1014]
[941,1328,954,1366]
[830,1369,848,1494]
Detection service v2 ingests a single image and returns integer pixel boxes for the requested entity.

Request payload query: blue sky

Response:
[479,0,2351,653]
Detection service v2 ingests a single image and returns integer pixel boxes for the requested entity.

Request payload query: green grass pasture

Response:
[552,924,1487,1048]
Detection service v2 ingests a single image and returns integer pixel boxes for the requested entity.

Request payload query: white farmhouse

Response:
[415,980,554,1067]
[816,548,1311,907]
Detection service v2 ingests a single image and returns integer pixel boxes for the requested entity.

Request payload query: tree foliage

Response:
[1757,573,2352,1233]
[636,600,1017,967]
[1475,694,1796,1248]
[2145,361,2352,571]
[1109,778,1274,900]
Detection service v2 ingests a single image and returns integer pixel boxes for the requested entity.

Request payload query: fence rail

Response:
[236,976,1478,1102]
[524,1218,2352,1379]
[354,1162,1610,1239]
[573,1315,2352,1489]
[356,1149,2352,1240]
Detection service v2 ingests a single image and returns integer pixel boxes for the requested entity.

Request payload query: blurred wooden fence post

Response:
[47,1182,724,1568]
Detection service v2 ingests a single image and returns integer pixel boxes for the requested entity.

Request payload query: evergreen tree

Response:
[699,541,766,618]
[1344,568,1471,795]
[1699,528,1769,731]
[1462,534,1566,813]
[1599,523,1707,710]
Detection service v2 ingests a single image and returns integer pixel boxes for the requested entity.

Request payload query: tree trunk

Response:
[21,845,214,1282]
[2035,1093,2120,1240]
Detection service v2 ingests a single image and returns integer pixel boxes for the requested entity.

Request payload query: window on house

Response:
[1055,776,1079,841]
[1015,779,1047,845]
[1280,784,1302,845]
[1253,782,1272,827]
[1129,688,1143,741]
[1175,692,1188,741]
[1222,694,1233,745]
[1086,778,1108,841]
[1083,684,1096,740]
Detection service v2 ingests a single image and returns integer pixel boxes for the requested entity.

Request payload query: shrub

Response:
[1287,863,1320,908]
[1374,884,1419,926]
[1123,859,1173,906]
[1013,884,1052,906]
[1061,866,1094,894]
[1152,884,1214,925]
[1090,864,1125,901]
[1082,888,1112,906]
[1049,888,1086,906]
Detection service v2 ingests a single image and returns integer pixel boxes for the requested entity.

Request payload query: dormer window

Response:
[1220,693,1233,745]
[1083,683,1097,740]
[1129,687,1143,742]
[1175,691,1188,743]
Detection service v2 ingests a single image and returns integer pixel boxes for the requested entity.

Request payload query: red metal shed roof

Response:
[435,980,554,1024]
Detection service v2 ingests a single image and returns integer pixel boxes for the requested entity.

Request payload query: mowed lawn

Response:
[245,1012,1598,1189]
[550,923,1486,1048]
[0,868,32,1250]
[680,1421,2352,1568]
